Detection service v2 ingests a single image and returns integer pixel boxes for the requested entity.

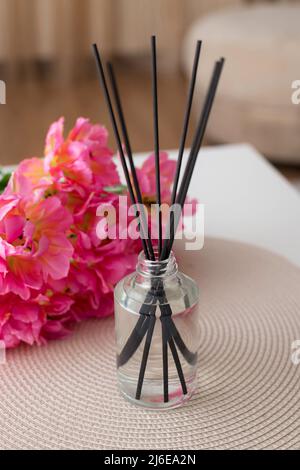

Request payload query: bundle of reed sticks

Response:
[92,37,224,403]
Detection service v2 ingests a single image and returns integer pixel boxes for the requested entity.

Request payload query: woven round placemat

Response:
[0,238,299,450]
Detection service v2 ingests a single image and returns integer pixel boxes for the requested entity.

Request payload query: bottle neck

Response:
[136,250,178,281]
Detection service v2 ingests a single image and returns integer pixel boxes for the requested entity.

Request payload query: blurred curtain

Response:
[0,0,242,77]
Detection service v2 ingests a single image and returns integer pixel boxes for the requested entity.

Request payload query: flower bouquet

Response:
[0,117,177,349]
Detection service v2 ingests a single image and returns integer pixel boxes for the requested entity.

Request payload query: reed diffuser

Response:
[93,38,224,408]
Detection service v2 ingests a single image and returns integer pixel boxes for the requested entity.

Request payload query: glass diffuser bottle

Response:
[114,250,200,409]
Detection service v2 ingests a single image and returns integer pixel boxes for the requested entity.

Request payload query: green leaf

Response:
[103,184,127,194]
[0,171,11,194]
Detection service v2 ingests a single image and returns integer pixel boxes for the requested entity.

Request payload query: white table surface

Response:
[4,143,300,267]
[128,143,300,268]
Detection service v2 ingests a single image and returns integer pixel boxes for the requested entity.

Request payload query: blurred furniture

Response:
[183,3,300,163]
[0,0,242,77]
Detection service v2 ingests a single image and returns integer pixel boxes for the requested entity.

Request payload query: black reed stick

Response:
[168,40,202,256]
[116,54,223,373]
[177,59,225,209]
[162,319,169,402]
[93,44,181,402]
[116,58,224,392]
[117,296,197,368]
[107,62,155,261]
[133,35,170,402]
[170,40,202,207]
[92,43,149,259]
[151,36,162,257]
[160,302,188,396]
[93,40,224,406]
[135,310,156,400]
[135,287,189,402]
[116,41,205,371]
[160,58,225,261]
[144,59,224,399]
[107,61,164,380]
[150,36,169,398]
[168,336,187,394]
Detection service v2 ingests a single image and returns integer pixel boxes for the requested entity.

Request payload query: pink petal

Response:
[4,215,24,243]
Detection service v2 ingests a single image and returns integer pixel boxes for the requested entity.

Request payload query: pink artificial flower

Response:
[45,117,119,191]
[0,294,46,348]
[46,193,139,321]
[5,158,51,198]
[135,151,197,212]
[0,117,196,349]
[134,151,197,240]
[0,291,75,347]
[136,151,176,203]
[0,195,73,300]
[39,292,75,341]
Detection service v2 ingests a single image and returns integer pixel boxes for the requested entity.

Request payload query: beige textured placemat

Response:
[0,238,299,450]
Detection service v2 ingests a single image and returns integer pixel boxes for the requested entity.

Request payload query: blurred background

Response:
[0,0,299,186]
